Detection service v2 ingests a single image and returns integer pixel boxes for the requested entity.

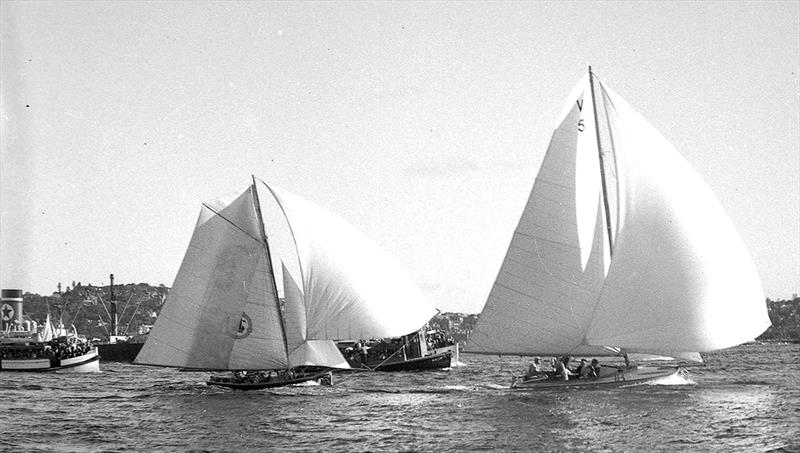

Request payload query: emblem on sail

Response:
[234,312,253,339]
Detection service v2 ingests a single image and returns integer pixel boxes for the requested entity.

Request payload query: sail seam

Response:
[493,282,584,315]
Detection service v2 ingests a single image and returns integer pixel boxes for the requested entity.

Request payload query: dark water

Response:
[1,342,798,452]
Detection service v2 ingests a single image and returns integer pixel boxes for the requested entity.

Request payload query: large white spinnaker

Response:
[585,81,770,353]
[135,187,289,370]
[262,181,436,341]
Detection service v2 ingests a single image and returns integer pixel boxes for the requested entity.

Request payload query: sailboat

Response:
[134,177,436,389]
[465,67,771,388]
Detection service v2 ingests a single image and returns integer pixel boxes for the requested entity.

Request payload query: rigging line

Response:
[69,302,83,327]
[321,336,418,387]
[122,295,147,335]
[321,365,365,387]
[201,202,262,244]
[96,295,114,327]
[358,334,416,373]
[98,315,110,337]
[117,293,135,327]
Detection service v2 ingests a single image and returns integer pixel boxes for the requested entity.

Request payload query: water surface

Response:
[1,342,797,452]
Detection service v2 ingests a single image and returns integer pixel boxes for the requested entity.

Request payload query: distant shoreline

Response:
[9,286,800,344]
[757,339,800,344]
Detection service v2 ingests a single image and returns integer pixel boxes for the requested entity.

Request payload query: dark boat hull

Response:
[207,370,333,390]
[97,342,143,362]
[350,351,453,371]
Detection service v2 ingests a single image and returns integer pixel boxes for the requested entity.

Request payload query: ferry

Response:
[1,331,100,372]
[0,289,99,373]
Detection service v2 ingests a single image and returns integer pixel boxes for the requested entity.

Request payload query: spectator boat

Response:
[337,328,457,371]
[1,294,99,373]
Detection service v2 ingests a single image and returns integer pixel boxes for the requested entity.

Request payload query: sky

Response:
[1,1,798,314]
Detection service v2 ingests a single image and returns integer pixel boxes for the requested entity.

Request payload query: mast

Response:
[109,273,118,337]
[588,65,615,257]
[250,175,291,368]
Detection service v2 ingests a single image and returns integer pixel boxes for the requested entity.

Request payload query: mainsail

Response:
[136,179,434,371]
[467,69,770,359]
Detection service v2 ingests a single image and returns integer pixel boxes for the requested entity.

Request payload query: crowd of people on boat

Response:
[0,337,93,362]
[425,331,454,351]
[344,338,403,365]
[523,356,602,381]
[342,331,455,367]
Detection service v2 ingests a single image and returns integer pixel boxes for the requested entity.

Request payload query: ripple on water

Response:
[0,343,798,452]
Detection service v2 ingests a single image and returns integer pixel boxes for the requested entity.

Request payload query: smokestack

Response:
[1,289,23,331]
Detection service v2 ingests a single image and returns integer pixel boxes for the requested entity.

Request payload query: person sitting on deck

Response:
[574,359,587,376]
[524,357,543,380]
[581,359,600,379]
[555,356,573,380]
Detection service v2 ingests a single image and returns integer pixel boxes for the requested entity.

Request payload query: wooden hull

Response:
[350,351,453,372]
[511,366,681,389]
[207,370,333,390]
[0,348,100,373]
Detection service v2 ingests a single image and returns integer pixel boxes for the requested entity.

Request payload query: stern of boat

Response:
[56,348,100,373]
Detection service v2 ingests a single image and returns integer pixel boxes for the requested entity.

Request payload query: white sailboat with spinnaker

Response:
[135,177,436,389]
[466,68,771,388]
